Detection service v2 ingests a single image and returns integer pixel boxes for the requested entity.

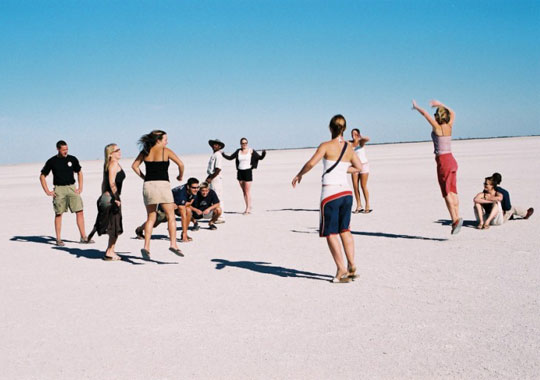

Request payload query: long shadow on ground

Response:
[11,235,176,265]
[290,230,447,241]
[435,219,477,228]
[211,259,333,282]
[267,208,319,212]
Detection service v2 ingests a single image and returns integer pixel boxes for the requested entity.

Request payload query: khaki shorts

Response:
[53,185,84,214]
[143,181,174,206]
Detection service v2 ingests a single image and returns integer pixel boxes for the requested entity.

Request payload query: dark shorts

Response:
[319,192,353,237]
[237,169,253,182]
[435,153,458,197]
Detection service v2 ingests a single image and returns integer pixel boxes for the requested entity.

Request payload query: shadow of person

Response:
[50,247,178,265]
[434,219,477,228]
[267,208,319,212]
[10,235,77,245]
[211,259,333,282]
[289,229,447,241]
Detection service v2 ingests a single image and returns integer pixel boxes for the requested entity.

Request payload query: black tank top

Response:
[104,168,126,195]
[144,161,169,181]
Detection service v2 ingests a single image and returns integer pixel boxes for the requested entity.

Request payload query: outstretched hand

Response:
[292,175,302,188]
[429,99,442,108]
[412,99,418,110]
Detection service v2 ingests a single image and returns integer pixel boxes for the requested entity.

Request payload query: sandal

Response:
[141,248,151,260]
[180,236,193,242]
[348,265,359,280]
[103,255,122,261]
[352,209,364,214]
[331,272,351,283]
[169,247,184,257]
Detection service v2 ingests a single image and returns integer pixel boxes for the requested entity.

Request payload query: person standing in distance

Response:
[39,140,93,246]
[206,139,226,223]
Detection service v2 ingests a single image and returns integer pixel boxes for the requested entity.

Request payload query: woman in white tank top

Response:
[292,115,363,283]
[350,128,371,213]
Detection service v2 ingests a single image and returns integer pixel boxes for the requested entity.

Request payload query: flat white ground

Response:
[1,137,539,379]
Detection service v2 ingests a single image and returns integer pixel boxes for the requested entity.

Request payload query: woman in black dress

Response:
[88,143,125,261]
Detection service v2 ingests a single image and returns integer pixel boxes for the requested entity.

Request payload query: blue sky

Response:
[1,0,538,164]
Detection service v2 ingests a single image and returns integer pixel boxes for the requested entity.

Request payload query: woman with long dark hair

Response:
[222,137,266,214]
[412,99,462,234]
[350,128,371,213]
[292,115,363,283]
[87,143,125,260]
[132,130,184,259]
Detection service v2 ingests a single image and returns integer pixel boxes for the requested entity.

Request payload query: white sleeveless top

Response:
[238,149,252,170]
[321,159,349,186]
[354,145,368,163]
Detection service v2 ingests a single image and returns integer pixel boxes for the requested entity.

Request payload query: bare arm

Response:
[412,99,440,131]
[131,152,146,180]
[166,148,184,181]
[349,150,363,172]
[39,174,55,197]
[359,136,370,148]
[203,203,220,214]
[76,171,83,194]
[206,168,221,182]
[291,144,326,187]
[108,162,121,205]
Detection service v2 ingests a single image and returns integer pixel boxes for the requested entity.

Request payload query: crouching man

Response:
[190,182,222,230]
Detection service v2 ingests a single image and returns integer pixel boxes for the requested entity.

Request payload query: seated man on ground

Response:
[190,182,222,230]
[473,176,503,229]
[491,172,534,222]
[135,177,200,242]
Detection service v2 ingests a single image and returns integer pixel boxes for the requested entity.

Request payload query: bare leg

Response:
[210,207,222,224]
[179,206,192,241]
[54,214,62,242]
[76,210,87,239]
[240,181,252,213]
[105,235,120,259]
[161,203,179,250]
[351,173,362,211]
[339,230,355,269]
[360,173,370,211]
[444,193,459,223]
[484,204,500,227]
[143,205,157,251]
[326,235,348,277]
[474,204,484,228]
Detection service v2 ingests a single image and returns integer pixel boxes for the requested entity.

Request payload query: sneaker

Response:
[135,226,145,239]
[214,218,226,224]
[209,223,217,230]
[525,207,534,220]
[451,218,463,235]
[80,237,95,244]
[192,222,200,231]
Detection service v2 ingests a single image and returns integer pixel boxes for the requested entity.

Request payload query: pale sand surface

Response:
[1,137,539,379]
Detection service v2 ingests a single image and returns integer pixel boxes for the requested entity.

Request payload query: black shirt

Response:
[172,185,194,206]
[495,186,512,211]
[41,155,82,186]
[192,189,220,211]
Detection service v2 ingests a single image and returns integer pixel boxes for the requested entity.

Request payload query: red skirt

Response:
[435,153,458,197]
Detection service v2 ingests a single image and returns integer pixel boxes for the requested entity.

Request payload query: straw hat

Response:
[208,139,225,149]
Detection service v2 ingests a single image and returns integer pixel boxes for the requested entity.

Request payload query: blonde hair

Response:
[103,143,117,171]
[434,106,450,125]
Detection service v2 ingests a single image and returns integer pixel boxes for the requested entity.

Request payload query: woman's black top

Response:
[144,161,169,182]
[104,169,126,199]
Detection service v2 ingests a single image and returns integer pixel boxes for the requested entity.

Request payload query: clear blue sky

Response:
[1,0,539,164]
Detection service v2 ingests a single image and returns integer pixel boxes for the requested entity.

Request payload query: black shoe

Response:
[192,222,200,231]
[209,223,217,230]
[135,226,145,239]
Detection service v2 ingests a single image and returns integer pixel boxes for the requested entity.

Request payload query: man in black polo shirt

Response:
[40,140,93,246]
[190,182,222,230]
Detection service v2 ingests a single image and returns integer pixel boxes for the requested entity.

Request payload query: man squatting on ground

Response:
[191,182,222,230]
[135,177,200,242]
[206,138,226,223]
[39,140,93,246]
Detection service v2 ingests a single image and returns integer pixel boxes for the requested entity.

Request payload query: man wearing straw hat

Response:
[206,139,226,223]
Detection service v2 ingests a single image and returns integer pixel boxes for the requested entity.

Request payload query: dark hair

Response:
[240,137,248,144]
[491,172,502,186]
[329,115,346,138]
[485,176,495,186]
[56,140,67,149]
[434,107,450,125]
[187,177,199,187]
[138,130,166,156]
[351,128,360,135]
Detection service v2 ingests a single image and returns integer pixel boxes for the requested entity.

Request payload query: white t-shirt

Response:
[238,149,252,170]
[207,151,223,177]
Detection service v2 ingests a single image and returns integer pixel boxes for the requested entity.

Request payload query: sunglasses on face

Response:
[190,186,199,190]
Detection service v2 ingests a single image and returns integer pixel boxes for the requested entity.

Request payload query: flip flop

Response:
[55,240,65,247]
[352,209,364,214]
[451,218,463,235]
[141,249,151,260]
[347,265,359,280]
[103,255,122,261]
[331,273,352,283]
[362,209,373,214]
[180,236,193,242]
[169,247,184,257]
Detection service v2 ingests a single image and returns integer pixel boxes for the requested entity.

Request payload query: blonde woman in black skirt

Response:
[132,130,184,259]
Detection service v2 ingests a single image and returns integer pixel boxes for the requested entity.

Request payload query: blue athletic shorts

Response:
[319,192,353,237]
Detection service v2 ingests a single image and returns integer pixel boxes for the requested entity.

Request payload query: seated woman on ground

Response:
[473,176,503,229]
